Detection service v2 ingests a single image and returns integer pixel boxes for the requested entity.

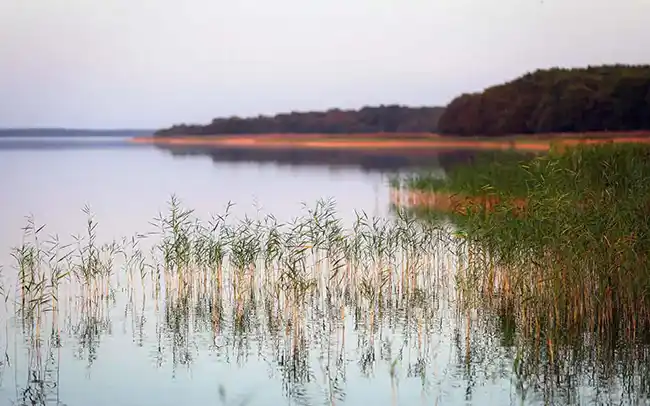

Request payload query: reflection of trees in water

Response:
[156,144,447,172]
[436,149,536,173]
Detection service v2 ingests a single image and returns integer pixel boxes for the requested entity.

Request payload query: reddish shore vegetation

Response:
[132,132,650,153]
[390,189,528,215]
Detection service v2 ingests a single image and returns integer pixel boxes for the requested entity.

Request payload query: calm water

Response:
[0,137,645,406]
[0,138,392,255]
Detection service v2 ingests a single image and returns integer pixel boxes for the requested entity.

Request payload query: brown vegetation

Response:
[132,132,650,153]
[390,189,527,215]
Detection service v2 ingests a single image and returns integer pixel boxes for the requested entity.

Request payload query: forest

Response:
[155,65,650,138]
[437,64,650,136]
[155,105,445,136]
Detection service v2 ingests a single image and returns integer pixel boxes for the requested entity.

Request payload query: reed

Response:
[6,197,452,335]
[391,150,533,197]
[3,177,650,404]
[396,143,650,353]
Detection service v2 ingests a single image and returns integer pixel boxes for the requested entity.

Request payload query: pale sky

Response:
[1,0,648,129]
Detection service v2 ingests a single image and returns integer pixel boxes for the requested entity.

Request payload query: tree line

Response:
[437,64,650,136]
[155,105,445,136]
[155,65,650,138]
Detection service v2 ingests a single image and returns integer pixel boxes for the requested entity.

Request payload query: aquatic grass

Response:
[12,216,61,324]
[148,196,446,304]
[388,143,650,404]
[3,189,650,405]
[397,143,650,351]
[391,150,534,198]
[151,194,196,273]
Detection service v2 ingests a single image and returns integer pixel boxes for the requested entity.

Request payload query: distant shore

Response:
[131,131,650,152]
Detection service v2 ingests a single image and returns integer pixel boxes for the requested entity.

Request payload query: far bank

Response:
[131,131,650,153]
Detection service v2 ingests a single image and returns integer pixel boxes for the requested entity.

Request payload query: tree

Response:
[438,65,650,136]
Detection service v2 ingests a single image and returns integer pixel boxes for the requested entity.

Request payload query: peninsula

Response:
[136,64,650,152]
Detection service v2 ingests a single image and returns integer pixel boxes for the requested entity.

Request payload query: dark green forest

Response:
[156,65,650,138]
[155,105,445,136]
[437,64,650,136]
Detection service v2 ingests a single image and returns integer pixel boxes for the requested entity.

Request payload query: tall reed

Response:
[4,180,650,405]
[396,143,650,352]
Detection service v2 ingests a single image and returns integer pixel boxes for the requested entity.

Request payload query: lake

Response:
[0,136,645,406]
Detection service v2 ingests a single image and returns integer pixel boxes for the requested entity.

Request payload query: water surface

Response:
[0,136,645,406]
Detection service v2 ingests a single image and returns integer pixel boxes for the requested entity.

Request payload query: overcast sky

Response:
[1,0,648,129]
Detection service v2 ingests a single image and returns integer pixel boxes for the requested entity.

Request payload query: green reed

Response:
[6,196,451,330]
[4,185,650,405]
[396,143,650,345]
[391,150,533,196]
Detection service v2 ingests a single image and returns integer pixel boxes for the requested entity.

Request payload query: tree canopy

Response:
[438,64,650,136]
[155,105,445,136]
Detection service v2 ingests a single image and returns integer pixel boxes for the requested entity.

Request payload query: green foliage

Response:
[5,187,650,404]
[3,200,450,406]
[155,105,445,136]
[400,143,650,341]
[438,64,650,136]
[399,150,533,196]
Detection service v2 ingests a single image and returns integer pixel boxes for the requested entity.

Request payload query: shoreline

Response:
[130,131,650,152]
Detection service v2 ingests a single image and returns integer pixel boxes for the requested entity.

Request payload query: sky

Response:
[1,0,649,129]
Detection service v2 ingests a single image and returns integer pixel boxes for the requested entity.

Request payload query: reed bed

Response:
[1,198,462,405]
[390,150,534,197]
[393,144,650,360]
[3,183,650,405]
[4,197,455,313]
